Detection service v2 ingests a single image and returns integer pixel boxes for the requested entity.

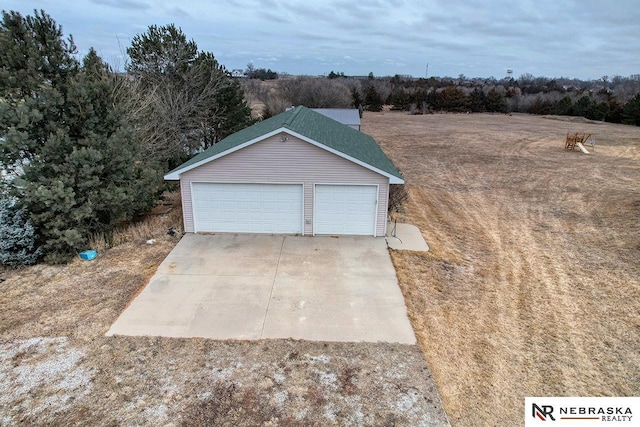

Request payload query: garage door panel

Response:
[314,185,377,236]
[193,183,302,233]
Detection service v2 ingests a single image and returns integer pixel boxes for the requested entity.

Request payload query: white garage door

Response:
[314,185,378,236]
[192,183,303,233]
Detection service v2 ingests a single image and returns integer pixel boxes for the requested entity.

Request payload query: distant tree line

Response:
[244,63,278,80]
[241,71,640,126]
[241,74,391,118]
[380,73,640,125]
[0,10,251,264]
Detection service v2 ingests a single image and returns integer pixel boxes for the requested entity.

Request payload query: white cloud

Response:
[2,0,639,79]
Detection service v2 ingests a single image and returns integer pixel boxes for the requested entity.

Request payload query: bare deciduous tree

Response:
[280,77,353,108]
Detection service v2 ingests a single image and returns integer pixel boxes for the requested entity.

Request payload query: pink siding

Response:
[180,133,389,236]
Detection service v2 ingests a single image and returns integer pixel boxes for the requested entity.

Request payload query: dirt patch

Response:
[0,196,448,425]
[364,111,640,425]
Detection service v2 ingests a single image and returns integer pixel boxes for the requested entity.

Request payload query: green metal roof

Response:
[165,106,403,182]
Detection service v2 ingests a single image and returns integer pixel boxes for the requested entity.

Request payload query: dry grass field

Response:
[365,111,640,425]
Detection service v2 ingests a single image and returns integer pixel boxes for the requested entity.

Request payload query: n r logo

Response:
[532,403,555,421]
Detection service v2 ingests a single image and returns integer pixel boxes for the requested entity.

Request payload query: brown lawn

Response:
[364,111,640,426]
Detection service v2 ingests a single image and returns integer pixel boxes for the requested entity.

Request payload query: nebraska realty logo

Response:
[525,397,639,426]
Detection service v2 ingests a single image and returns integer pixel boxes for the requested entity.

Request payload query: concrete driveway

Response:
[107,234,416,343]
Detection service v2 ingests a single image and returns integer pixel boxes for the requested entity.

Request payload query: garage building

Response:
[164,106,404,237]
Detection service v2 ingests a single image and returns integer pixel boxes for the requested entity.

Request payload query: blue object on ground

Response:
[79,250,98,260]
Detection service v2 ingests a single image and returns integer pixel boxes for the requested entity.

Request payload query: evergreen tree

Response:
[364,86,384,112]
[437,86,471,112]
[388,87,411,111]
[622,93,640,126]
[351,88,363,111]
[1,11,159,263]
[20,68,158,262]
[20,57,158,262]
[426,89,438,110]
[553,96,573,116]
[126,24,197,88]
[590,102,609,121]
[573,96,596,118]
[486,88,508,113]
[0,192,42,266]
[469,88,487,112]
[127,24,251,169]
[0,10,78,177]
[604,97,624,123]
[0,10,77,95]
[412,88,430,112]
[82,47,111,78]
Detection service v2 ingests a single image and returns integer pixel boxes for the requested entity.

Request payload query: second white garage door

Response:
[192,183,303,233]
[314,184,378,236]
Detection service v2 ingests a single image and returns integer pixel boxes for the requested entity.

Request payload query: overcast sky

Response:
[4,0,639,80]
